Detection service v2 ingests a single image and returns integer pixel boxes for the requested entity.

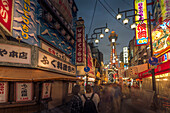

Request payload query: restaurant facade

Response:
[0,0,80,112]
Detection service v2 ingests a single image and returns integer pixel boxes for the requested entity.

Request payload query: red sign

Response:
[76,27,84,63]
[0,0,13,35]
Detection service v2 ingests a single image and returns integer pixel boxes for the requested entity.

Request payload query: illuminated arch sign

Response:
[135,0,148,46]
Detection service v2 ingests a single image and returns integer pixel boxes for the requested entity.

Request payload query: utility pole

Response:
[86,34,88,85]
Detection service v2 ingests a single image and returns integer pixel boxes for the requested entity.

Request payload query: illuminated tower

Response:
[108,31,118,68]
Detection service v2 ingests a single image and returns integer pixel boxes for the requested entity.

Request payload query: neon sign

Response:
[135,0,148,46]
[152,19,170,55]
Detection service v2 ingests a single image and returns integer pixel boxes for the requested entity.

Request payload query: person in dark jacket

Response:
[70,85,83,113]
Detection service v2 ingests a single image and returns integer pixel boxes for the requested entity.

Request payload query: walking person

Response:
[93,81,101,97]
[99,84,115,113]
[70,85,83,113]
[81,85,100,113]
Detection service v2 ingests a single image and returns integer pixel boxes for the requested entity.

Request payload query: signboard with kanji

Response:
[13,0,39,46]
[42,83,51,99]
[135,0,148,46]
[76,26,84,64]
[16,83,33,102]
[0,82,8,103]
[38,51,76,75]
[41,42,71,63]
[0,44,31,64]
[0,0,14,36]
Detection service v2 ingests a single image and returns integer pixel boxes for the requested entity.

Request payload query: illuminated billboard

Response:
[135,0,148,46]
[152,19,170,56]
[123,47,128,64]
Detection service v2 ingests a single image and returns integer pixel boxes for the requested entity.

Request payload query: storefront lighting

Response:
[163,78,168,81]
[99,33,104,38]
[116,13,122,20]
[123,18,129,25]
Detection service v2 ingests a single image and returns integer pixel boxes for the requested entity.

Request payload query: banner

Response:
[0,0,14,35]
[76,26,84,64]
[135,0,149,46]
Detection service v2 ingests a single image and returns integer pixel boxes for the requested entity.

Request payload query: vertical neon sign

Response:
[135,0,148,46]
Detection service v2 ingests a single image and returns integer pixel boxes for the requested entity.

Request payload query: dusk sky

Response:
[74,0,135,63]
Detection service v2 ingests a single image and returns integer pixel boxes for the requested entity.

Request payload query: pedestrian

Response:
[99,84,115,113]
[81,85,100,113]
[113,83,122,113]
[93,81,101,97]
[70,85,83,113]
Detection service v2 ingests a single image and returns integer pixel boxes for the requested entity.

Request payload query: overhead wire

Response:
[97,0,132,30]
[88,0,98,35]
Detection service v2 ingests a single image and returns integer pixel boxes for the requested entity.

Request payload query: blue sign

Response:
[149,57,158,65]
[84,67,90,72]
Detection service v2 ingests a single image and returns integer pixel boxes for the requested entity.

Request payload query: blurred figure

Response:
[99,84,115,113]
[81,85,100,113]
[113,83,122,113]
[93,81,101,97]
[70,85,83,113]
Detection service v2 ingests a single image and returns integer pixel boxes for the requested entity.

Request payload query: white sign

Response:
[41,42,70,63]
[38,51,75,75]
[123,47,128,64]
[0,82,8,103]
[16,83,33,102]
[68,83,72,94]
[0,44,31,64]
[42,83,51,99]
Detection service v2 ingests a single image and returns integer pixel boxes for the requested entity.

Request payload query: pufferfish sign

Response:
[152,19,170,56]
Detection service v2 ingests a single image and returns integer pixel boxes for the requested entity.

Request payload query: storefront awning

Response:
[138,60,170,78]
[0,66,83,81]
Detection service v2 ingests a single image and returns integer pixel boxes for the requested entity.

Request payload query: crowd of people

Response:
[70,81,122,113]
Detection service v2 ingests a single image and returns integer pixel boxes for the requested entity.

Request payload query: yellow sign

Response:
[135,0,148,46]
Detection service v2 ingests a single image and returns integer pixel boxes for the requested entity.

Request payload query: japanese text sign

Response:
[76,27,84,64]
[38,51,76,75]
[0,82,8,103]
[42,42,71,63]
[16,83,33,102]
[0,44,31,64]
[13,0,39,46]
[123,47,128,64]
[42,83,51,99]
[0,0,13,35]
[135,0,148,46]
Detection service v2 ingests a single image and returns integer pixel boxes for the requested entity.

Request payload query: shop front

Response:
[0,39,81,113]
[138,60,170,97]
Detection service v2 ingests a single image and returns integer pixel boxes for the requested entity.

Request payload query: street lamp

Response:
[123,18,129,25]
[116,13,122,20]
[130,23,137,29]
[99,33,104,38]
[89,23,110,44]
[117,7,158,108]
[85,23,110,84]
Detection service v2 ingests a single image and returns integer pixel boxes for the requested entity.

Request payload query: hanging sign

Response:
[135,0,148,46]
[42,83,51,99]
[16,83,33,102]
[0,82,8,103]
[76,26,84,64]
[0,0,14,36]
